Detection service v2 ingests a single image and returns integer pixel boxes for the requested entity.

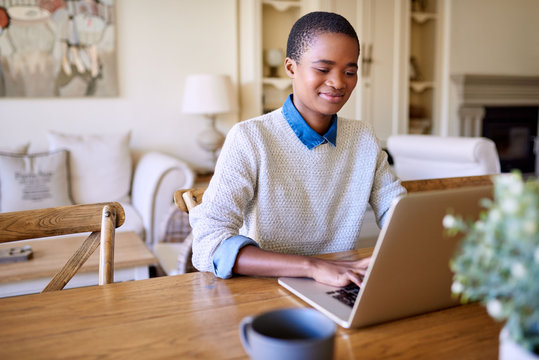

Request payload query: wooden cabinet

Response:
[357,0,407,143]
[358,0,449,142]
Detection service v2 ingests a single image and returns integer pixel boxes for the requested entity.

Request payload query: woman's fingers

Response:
[310,257,372,287]
[346,270,364,287]
[335,258,370,286]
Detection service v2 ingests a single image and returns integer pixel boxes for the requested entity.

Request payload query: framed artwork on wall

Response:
[0,0,117,98]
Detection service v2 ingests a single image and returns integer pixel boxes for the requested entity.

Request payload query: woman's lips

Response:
[319,91,344,103]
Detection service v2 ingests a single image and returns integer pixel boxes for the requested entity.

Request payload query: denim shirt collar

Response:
[282,94,337,150]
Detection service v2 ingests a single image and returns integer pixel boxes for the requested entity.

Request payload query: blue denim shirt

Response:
[211,94,338,278]
[282,94,338,149]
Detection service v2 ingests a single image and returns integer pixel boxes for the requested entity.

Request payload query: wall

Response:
[2,0,539,161]
[450,0,539,76]
[447,0,539,135]
[0,0,239,172]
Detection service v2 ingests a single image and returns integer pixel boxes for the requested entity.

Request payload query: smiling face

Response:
[285,32,359,134]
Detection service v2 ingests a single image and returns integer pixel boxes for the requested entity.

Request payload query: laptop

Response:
[278,185,493,328]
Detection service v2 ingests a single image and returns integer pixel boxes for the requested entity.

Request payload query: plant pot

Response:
[499,327,539,360]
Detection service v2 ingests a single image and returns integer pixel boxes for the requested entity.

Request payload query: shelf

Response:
[263,77,292,90]
[409,118,431,134]
[409,81,434,93]
[411,12,437,24]
[262,0,300,12]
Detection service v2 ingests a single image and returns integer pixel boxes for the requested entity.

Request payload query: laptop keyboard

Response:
[325,283,360,308]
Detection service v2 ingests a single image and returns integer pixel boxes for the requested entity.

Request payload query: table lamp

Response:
[182,74,237,168]
[265,48,283,77]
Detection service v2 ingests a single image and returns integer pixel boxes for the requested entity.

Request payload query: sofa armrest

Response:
[131,152,195,248]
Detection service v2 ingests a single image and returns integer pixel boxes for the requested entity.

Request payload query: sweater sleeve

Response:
[369,141,407,228]
[189,123,259,273]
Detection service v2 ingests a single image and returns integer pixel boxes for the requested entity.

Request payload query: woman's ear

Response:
[284,57,296,79]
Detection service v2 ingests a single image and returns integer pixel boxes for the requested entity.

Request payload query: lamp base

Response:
[268,66,279,78]
[197,116,225,166]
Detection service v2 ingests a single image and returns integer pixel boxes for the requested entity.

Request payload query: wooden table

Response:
[0,248,502,359]
[0,231,157,298]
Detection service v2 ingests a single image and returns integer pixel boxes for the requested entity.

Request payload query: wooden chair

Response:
[168,189,205,273]
[174,188,206,213]
[172,174,495,272]
[0,202,125,292]
[401,174,493,193]
[174,175,495,213]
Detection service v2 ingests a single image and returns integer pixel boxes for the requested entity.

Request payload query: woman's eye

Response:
[316,68,329,73]
[346,70,358,76]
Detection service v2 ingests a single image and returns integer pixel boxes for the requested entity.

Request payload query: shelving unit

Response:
[240,0,331,119]
[262,0,299,12]
[408,0,439,134]
[260,0,300,113]
[240,0,448,136]
[411,11,437,24]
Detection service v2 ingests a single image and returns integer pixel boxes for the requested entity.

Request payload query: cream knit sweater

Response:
[190,109,405,273]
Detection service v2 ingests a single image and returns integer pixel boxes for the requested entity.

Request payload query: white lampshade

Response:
[265,49,284,67]
[182,74,237,115]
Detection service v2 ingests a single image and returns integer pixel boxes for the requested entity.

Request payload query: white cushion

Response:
[0,150,73,212]
[0,143,30,154]
[47,131,132,204]
[153,242,184,276]
[0,143,30,206]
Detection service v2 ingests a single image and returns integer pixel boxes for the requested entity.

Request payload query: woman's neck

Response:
[304,114,333,135]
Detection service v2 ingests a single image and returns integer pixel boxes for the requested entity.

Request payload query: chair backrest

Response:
[173,175,495,274]
[401,174,493,193]
[174,188,206,213]
[174,174,496,214]
[387,135,501,180]
[0,202,125,292]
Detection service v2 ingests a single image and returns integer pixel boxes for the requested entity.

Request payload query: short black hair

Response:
[286,11,359,61]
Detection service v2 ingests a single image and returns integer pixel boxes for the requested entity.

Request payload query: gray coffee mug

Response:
[239,307,336,360]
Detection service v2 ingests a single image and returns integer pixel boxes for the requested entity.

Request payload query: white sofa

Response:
[387,135,501,180]
[0,133,195,251]
[359,135,501,245]
[126,151,195,248]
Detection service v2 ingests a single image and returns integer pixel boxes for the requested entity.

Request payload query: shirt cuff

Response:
[212,235,259,279]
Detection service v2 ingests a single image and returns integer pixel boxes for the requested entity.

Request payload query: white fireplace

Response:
[452,74,539,174]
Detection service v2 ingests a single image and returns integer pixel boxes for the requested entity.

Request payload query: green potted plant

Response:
[443,171,538,360]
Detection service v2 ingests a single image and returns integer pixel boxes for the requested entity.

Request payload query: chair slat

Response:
[42,231,102,292]
[0,202,125,243]
[1,202,124,293]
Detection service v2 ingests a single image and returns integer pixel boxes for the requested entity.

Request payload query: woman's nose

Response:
[326,72,345,89]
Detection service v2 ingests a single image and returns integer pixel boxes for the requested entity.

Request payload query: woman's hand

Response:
[308,257,371,287]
